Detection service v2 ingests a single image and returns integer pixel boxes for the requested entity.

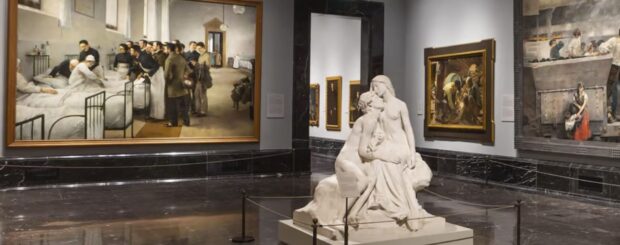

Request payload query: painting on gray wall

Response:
[6,0,263,147]
[515,0,620,159]
[424,39,495,144]
[309,83,319,127]
[326,76,342,131]
[349,80,361,128]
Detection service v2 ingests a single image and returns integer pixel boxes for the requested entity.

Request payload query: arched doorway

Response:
[204,18,226,67]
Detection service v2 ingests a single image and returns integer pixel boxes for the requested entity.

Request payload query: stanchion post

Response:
[484,156,490,187]
[312,218,318,245]
[344,198,349,245]
[232,190,255,243]
[515,200,522,245]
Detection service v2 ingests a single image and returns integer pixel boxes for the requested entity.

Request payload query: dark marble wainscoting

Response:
[0,149,305,189]
[309,137,620,202]
[309,137,345,156]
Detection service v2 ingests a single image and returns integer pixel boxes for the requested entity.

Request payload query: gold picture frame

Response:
[309,83,319,127]
[423,39,495,144]
[6,0,264,147]
[325,76,342,131]
[349,80,361,128]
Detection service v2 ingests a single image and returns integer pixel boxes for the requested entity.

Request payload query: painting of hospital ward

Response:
[520,0,620,142]
[9,0,260,145]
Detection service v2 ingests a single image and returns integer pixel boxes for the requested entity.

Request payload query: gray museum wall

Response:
[379,0,407,99]
[0,0,293,157]
[169,1,257,58]
[402,0,517,157]
[309,14,362,141]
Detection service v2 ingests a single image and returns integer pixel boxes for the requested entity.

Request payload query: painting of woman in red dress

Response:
[572,83,591,141]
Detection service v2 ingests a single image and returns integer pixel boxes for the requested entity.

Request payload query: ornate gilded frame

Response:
[6,0,263,147]
[349,80,361,128]
[325,76,341,131]
[309,83,319,127]
[423,39,495,144]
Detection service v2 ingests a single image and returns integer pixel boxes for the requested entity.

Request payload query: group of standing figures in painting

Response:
[113,40,213,127]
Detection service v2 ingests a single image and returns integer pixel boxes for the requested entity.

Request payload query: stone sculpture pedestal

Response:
[278,218,473,245]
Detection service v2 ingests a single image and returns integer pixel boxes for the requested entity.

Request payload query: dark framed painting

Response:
[75,0,95,18]
[326,76,341,131]
[309,83,319,127]
[424,39,495,144]
[6,0,263,147]
[515,0,620,161]
[349,80,361,128]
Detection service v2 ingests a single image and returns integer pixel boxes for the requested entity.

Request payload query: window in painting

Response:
[18,0,41,9]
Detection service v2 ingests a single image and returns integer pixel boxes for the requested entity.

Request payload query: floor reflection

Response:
[5,214,257,245]
[1,155,619,245]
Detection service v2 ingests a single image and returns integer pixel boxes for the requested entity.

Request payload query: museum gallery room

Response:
[2,0,620,244]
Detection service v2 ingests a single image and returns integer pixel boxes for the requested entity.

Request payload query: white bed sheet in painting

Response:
[15,105,86,140]
[15,70,139,140]
[233,56,254,70]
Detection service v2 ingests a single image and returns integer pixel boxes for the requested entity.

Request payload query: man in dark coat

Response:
[78,40,103,77]
[164,43,191,127]
[49,59,79,78]
[130,45,160,77]
[184,41,200,62]
[152,41,168,69]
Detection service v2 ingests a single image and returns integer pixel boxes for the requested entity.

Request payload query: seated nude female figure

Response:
[348,75,432,231]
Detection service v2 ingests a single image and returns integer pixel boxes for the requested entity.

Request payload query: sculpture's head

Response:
[358,91,384,114]
[370,75,395,98]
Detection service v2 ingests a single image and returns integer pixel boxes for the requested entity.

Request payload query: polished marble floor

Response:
[0,155,619,244]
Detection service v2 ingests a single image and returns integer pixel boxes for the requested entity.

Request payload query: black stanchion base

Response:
[231,236,255,243]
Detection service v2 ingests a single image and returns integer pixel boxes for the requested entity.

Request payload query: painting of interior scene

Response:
[427,55,485,128]
[521,0,620,141]
[309,84,319,127]
[14,0,257,142]
[326,76,341,131]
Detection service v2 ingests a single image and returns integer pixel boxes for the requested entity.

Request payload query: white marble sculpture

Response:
[294,75,434,241]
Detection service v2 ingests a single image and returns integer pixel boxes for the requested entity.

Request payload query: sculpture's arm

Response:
[358,115,378,160]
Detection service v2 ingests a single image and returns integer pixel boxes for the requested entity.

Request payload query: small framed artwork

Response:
[424,39,495,144]
[326,76,342,131]
[309,84,320,127]
[349,80,361,127]
[75,0,95,18]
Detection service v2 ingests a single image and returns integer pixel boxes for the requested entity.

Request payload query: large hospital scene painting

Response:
[10,0,260,145]
[521,0,620,142]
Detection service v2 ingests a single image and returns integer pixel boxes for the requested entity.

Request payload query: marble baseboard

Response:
[309,137,620,202]
[0,149,304,189]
